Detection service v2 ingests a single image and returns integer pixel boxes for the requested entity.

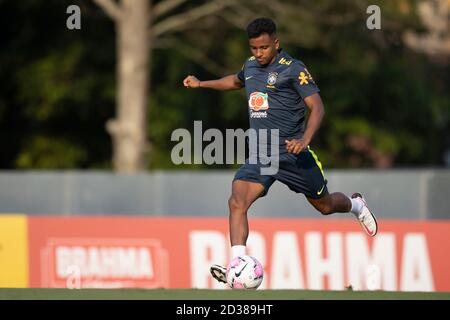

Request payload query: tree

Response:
[1,0,447,169]
[93,0,241,172]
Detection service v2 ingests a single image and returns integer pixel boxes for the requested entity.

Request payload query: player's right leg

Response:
[228,179,266,246]
[210,177,269,284]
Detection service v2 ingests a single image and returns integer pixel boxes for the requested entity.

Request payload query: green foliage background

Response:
[0,0,448,170]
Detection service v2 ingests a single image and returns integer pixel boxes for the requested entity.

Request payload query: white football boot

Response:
[352,193,378,237]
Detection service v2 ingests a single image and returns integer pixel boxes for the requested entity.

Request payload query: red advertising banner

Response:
[28,217,450,291]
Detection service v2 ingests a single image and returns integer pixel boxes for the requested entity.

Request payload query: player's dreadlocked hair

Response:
[247,17,277,39]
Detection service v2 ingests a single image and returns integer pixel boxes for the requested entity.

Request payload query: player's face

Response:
[249,33,280,66]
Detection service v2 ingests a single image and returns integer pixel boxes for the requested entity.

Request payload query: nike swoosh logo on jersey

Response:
[245,76,253,80]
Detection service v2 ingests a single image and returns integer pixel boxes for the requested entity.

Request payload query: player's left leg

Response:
[306,193,378,236]
[305,192,351,215]
[276,147,378,236]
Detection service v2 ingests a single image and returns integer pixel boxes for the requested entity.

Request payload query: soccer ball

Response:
[226,255,264,289]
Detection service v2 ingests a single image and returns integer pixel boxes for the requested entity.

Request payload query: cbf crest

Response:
[266,72,278,88]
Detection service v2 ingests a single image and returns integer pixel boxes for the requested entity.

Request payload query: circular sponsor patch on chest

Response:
[248,92,269,111]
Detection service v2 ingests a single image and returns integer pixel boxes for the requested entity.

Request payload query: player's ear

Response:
[274,37,280,50]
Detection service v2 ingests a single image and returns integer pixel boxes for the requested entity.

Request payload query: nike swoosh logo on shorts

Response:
[245,76,253,80]
[317,184,325,195]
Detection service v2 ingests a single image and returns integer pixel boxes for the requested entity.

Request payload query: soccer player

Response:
[183,17,378,285]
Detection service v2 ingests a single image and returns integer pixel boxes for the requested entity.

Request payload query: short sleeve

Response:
[291,62,320,99]
[237,62,245,86]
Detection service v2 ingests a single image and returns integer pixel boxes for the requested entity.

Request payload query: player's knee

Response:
[228,196,247,213]
[312,199,333,215]
[317,204,333,215]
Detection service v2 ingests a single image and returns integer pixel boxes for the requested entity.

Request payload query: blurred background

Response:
[0,0,449,291]
[0,0,448,217]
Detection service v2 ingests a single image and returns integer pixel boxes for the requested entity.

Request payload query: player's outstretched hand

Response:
[285,139,308,154]
[183,75,201,88]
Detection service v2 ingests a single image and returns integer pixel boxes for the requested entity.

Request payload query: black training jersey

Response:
[237,49,320,150]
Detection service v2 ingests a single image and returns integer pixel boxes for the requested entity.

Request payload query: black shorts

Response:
[234,146,328,199]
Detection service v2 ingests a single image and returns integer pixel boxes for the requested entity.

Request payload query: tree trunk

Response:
[107,0,150,172]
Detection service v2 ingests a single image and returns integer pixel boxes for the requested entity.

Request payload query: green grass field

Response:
[0,288,449,300]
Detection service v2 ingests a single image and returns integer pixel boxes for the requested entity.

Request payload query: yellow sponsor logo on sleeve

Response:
[299,72,309,85]
[0,215,29,287]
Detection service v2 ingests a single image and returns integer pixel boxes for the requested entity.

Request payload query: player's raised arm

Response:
[183,74,243,91]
